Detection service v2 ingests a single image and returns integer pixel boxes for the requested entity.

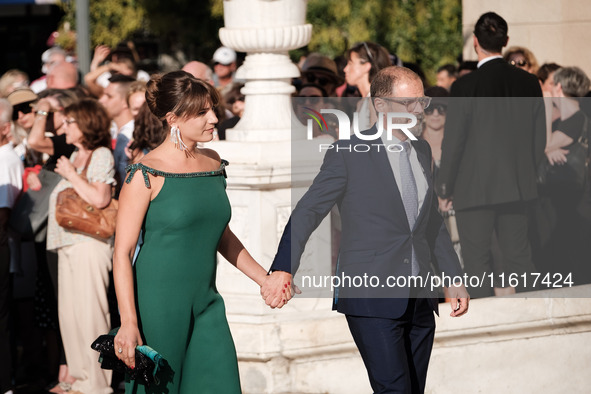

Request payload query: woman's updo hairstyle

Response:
[145,70,220,125]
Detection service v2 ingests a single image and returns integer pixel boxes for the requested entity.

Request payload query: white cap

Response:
[212,46,236,65]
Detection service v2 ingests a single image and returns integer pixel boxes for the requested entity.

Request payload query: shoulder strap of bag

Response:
[80,149,96,180]
[81,149,116,198]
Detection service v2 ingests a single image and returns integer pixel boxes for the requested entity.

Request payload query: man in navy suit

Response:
[437,12,545,298]
[262,66,469,393]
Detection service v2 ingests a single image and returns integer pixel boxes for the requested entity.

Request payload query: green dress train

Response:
[124,161,241,394]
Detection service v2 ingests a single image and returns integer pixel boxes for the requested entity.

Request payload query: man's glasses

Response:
[12,102,34,121]
[509,59,528,68]
[381,97,432,111]
[302,72,334,87]
[424,103,447,115]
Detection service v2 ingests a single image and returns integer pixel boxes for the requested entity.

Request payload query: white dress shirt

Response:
[477,55,503,68]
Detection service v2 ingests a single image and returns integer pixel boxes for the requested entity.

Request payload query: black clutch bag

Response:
[91,329,167,387]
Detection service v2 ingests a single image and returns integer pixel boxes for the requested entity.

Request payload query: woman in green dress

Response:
[113,70,270,393]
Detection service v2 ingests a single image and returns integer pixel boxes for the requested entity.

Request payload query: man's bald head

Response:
[47,61,79,89]
[370,66,423,98]
[182,61,214,85]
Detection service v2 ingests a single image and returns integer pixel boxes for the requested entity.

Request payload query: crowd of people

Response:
[0,43,250,394]
[0,9,590,394]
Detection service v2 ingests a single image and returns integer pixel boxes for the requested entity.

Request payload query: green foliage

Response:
[211,0,224,18]
[305,0,462,85]
[56,0,461,80]
[57,0,223,63]
[58,0,146,48]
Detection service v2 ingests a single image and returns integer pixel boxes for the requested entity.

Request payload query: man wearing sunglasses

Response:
[437,12,545,298]
[264,66,469,393]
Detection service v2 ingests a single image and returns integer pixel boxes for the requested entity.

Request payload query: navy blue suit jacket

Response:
[272,129,463,319]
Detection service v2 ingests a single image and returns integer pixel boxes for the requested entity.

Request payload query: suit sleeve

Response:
[419,139,462,278]
[271,146,348,275]
[426,190,463,279]
[270,217,292,273]
[436,89,471,199]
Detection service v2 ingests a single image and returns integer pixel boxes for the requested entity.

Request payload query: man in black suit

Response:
[262,66,469,393]
[437,12,546,298]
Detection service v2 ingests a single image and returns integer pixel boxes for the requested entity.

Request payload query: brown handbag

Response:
[55,151,118,240]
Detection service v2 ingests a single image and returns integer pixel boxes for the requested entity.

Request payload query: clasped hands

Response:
[260,271,301,308]
[260,271,470,316]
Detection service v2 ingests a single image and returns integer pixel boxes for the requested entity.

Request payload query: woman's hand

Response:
[546,148,569,165]
[34,97,61,113]
[114,324,143,369]
[33,98,51,114]
[54,156,77,181]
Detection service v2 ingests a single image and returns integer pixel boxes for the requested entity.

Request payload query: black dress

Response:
[538,110,591,286]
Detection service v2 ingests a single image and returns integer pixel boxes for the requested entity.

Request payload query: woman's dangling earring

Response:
[170,125,179,145]
[170,125,189,152]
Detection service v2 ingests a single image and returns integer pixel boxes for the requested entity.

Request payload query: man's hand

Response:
[260,271,301,308]
[447,284,470,317]
[27,172,42,191]
[438,196,453,213]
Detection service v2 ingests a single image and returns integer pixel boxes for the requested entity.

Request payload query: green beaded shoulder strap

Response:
[125,160,228,188]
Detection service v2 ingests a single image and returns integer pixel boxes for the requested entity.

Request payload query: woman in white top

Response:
[47,98,116,394]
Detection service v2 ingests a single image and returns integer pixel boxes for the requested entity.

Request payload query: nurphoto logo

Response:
[305,108,418,152]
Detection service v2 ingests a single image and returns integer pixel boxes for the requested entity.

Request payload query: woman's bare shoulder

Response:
[137,145,169,170]
[198,148,221,163]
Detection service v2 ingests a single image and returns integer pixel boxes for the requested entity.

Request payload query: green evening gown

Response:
[123,161,241,394]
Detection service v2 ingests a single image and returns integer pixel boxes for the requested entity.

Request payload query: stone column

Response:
[210,2,368,393]
[219,0,311,141]
[211,0,314,306]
